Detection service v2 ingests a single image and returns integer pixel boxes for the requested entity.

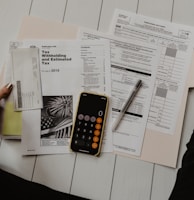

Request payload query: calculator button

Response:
[81,135,86,140]
[83,129,87,133]
[94,130,100,136]
[88,135,92,141]
[85,142,91,148]
[77,139,85,146]
[90,116,96,122]
[95,124,101,130]
[84,115,90,121]
[78,114,84,120]
[96,117,102,123]
[93,136,99,143]
[92,142,98,149]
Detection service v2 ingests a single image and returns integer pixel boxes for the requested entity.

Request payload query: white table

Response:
[0,1,194,199]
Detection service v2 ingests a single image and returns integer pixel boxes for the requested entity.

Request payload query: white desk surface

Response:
[0,0,194,199]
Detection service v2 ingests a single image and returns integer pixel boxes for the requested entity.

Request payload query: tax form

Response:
[109,9,194,135]
[11,40,112,155]
[79,29,159,156]
[10,47,43,111]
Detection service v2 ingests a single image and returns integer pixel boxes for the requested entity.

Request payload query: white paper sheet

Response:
[109,9,194,135]
[79,29,159,156]
[10,47,43,111]
[11,40,112,155]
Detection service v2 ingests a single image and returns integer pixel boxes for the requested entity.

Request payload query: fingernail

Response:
[6,83,13,89]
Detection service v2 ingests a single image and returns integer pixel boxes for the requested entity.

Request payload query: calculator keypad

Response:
[72,113,103,153]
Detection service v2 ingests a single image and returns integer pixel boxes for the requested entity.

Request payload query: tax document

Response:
[109,9,194,135]
[79,29,159,156]
[11,40,112,155]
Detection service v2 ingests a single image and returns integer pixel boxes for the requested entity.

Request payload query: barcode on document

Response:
[16,80,22,108]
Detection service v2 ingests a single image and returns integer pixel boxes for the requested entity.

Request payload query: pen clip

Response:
[121,80,142,112]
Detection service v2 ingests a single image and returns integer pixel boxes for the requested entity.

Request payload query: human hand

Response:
[0,83,13,100]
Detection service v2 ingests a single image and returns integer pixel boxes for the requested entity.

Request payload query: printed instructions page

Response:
[79,29,159,156]
[109,9,194,135]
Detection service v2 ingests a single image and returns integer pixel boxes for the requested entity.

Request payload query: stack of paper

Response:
[9,39,112,155]
[2,9,194,168]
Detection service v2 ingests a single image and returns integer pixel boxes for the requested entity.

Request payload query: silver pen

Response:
[112,79,143,132]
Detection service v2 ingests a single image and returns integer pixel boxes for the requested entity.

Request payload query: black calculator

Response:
[70,92,108,156]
